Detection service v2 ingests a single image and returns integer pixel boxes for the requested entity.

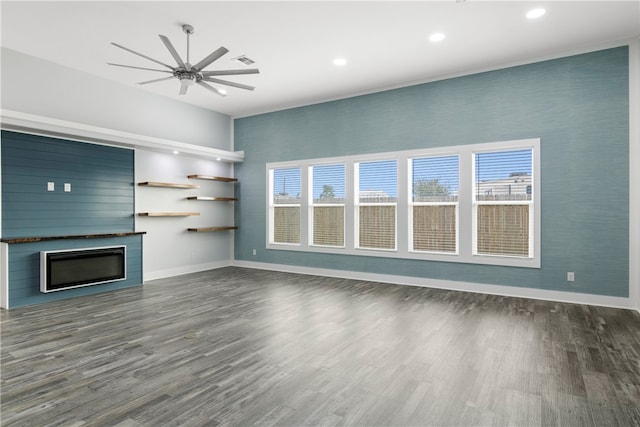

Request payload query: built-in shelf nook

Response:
[137,174,237,231]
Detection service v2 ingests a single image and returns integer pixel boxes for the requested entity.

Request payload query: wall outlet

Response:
[252,249,257,256]
[567,272,575,282]
[47,182,55,191]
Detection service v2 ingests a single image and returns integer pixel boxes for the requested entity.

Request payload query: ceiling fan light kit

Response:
[109,24,259,97]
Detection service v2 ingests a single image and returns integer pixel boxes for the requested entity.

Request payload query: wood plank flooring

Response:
[2,267,639,426]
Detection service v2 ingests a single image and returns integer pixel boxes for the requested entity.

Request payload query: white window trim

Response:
[469,142,539,266]
[266,138,540,268]
[408,153,460,255]
[354,158,399,252]
[355,159,398,251]
[308,164,346,249]
[267,165,302,246]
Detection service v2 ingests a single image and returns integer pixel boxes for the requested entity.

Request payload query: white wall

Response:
[135,149,235,280]
[1,48,231,150]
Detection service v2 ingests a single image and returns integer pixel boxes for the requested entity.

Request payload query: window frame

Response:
[308,163,347,249]
[266,138,540,268]
[408,154,460,255]
[268,165,302,246]
[472,147,535,259]
[355,159,398,252]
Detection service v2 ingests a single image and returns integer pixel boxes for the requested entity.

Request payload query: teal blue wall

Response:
[2,131,134,237]
[234,47,630,298]
[2,131,143,307]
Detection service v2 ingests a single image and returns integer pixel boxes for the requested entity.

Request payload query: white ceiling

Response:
[1,1,639,118]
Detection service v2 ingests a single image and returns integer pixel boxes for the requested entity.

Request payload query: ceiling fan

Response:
[108,24,259,97]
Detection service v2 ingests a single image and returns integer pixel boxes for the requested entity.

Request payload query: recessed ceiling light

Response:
[429,33,446,42]
[216,157,222,161]
[173,150,179,155]
[219,88,227,95]
[526,8,546,19]
[333,58,347,66]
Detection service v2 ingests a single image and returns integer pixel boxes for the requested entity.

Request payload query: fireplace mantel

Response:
[1,232,146,244]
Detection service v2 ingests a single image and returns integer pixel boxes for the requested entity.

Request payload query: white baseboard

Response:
[144,260,233,282]
[232,260,635,311]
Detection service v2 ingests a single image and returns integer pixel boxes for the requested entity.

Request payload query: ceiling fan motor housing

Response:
[176,70,198,86]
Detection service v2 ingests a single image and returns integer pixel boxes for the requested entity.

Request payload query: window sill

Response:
[266,243,540,268]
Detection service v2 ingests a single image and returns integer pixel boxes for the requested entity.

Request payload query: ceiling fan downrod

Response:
[183,24,194,67]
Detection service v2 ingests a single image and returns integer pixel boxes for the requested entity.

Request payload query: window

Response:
[356,160,397,250]
[310,164,345,247]
[474,149,533,257]
[269,167,301,244]
[266,138,539,268]
[410,155,459,253]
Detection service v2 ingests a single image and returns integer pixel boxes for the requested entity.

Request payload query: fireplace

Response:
[40,246,126,293]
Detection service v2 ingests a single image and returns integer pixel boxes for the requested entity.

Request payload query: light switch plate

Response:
[64,183,71,192]
[47,182,55,191]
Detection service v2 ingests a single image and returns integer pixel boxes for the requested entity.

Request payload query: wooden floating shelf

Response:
[138,212,200,217]
[187,226,238,232]
[138,182,199,189]
[186,196,237,202]
[187,175,238,182]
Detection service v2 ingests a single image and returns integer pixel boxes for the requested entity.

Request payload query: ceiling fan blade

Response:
[138,76,176,85]
[111,42,175,71]
[179,84,189,95]
[196,81,226,97]
[159,35,186,68]
[202,77,255,91]
[201,68,260,76]
[108,63,173,73]
[192,47,229,71]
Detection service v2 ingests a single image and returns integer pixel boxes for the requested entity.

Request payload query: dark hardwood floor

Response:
[1,267,639,426]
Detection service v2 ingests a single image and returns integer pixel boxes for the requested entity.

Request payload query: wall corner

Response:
[629,38,640,312]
